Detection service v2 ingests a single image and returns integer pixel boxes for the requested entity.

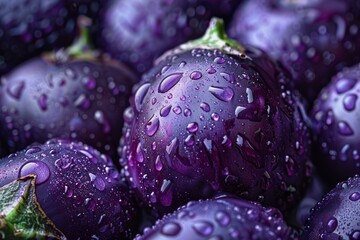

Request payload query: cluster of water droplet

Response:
[302,175,360,239]
[120,47,313,215]
[312,63,360,184]
[0,139,139,240]
[0,57,135,159]
[228,0,360,101]
[135,195,294,240]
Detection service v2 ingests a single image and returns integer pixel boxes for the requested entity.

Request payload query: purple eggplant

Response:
[229,0,360,103]
[135,195,298,240]
[0,139,139,239]
[98,0,240,75]
[302,175,360,239]
[120,18,313,216]
[311,63,360,185]
[0,27,137,160]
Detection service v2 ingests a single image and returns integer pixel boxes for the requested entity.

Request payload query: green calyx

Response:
[157,17,248,63]
[0,176,65,240]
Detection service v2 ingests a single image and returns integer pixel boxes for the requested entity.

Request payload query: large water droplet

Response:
[161,222,181,236]
[185,134,195,146]
[74,94,91,110]
[134,83,151,112]
[159,73,183,93]
[349,192,360,201]
[160,105,172,117]
[38,94,48,111]
[136,143,144,163]
[161,64,171,74]
[190,71,202,80]
[208,86,234,102]
[186,122,199,133]
[343,93,357,111]
[246,88,254,103]
[173,106,182,115]
[145,115,160,137]
[19,160,50,185]
[200,102,210,112]
[325,217,338,233]
[335,78,357,94]
[155,155,163,171]
[192,221,214,236]
[337,121,354,136]
[7,81,25,100]
[351,230,360,240]
[215,211,231,227]
[214,57,225,64]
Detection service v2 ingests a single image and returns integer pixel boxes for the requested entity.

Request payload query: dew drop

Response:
[7,81,25,100]
[208,86,234,102]
[192,221,214,236]
[74,94,90,110]
[343,93,357,111]
[246,88,254,103]
[190,71,202,80]
[19,160,50,185]
[94,111,111,133]
[82,77,96,90]
[134,83,151,112]
[351,230,360,240]
[185,134,195,146]
[337,121,354,136]
[214,57,225,64]
[38,94,48,111]
[161,64,171,74]
[173,106,182,115]
[155,155,163,171]
[335,78,357,94]
[211,113,220,121]
[349,192,360,201]
[145,115,160,137]
[159,73,183,93]
[161,222,181,236]
[207,66,216,74]
[136,143,144,163]
[200,102,210,112]
[325,217,338,233]
[64,185,73,198]
[186,122,199,133]
[215,211,231,227]
[184,108,192,117]
[160,105,172,117]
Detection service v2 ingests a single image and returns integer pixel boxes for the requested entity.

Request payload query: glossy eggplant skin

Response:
[311,63,360,185]
[229,0,360,103]
[135,195,297,240]
[120,46,313,216]
[0,139,139,240]
[302,175,360,240]
[98,0,240,75]
[0,55,137,160]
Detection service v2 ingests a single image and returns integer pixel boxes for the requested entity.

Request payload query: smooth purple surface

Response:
[302,175,360,239]
[0,139,139,239]
[120,47,313,216]
[0,55,137,160]
[98,0,240,74]
[135,195,297,240]
[312,63,360,185]
[229,0,360,102]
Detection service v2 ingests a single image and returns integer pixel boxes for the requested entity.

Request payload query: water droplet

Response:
[335,78,357,94]
[222,135,232,147]
[136,143,144,163]
[64,185,73,198]
[192,221,214,236]
[285,155,295,176]
[160,105,172,117]
[236,134,263,168]
[94,111,111,133]
[190,71,202,80]
[38,94,47,111]
[74,94,90,110]
[155,155,163,171]
[208,86,234,102]
[337,121,354,136]
[173,106,182,115]
[203,138,212,153]
[7,81,25,100]
[185,134,195,146]
[235,106,246,117]
[220,72,234,82]
[186,122,199,133]
[246,88,254,103]
[207,66,216,74]
[19,160,50,185]
[82,77,96,90]
[211,113,219,121]
[184,108,192,117]
[349,192,360,201]
[343,93,357,111]
[145,115,160,137]
[65,68,77,79]
[200,102,210,112]
[351,230,360,240]
[25,147,41,154]
[179,61,187,68]
[159,73,183,93]
[215,211,231,226]
[161,64,171,74]
[161,222,181,236]
[325,217,338,233]
[134,83,151,112]
[161,179,172,192]
[214,57,225,64]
